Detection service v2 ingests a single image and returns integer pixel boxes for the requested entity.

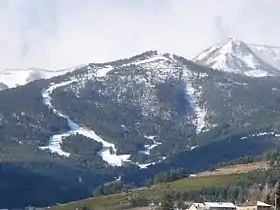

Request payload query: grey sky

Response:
[1,0,280,70]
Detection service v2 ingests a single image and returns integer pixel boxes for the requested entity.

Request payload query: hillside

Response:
[49,174,248,210]
[48,161,271,210]
[195,161,269,177]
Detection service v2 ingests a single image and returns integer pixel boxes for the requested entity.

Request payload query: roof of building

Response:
[204,202,236,208]
[237,201,271,207]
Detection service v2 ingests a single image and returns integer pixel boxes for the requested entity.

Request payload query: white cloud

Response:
[0,0,280,70]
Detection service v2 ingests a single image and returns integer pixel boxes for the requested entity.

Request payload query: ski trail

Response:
[39,79,131,166]
[39,63,167,168]
[183,70,206,134]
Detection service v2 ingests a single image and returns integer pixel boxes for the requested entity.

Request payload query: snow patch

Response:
[244,70,271,78]
[240,131,280,140]
[190,146,198,150]
[144,135,157,140]
[125,55,169,67]
[138,162,156,169]
[40,133,71,157]
[95,66,114,78]
[137,157,166,169]
[115,176,122,181]
[139,136,161,156]
[253,131,275,137]
[183,70,206,134]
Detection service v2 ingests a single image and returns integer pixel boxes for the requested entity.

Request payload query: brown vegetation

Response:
[196,161,269,177]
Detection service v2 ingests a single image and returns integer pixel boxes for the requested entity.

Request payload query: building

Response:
[236,201,273,210]
[188,202,236,210]
[204,202,236,210]
[189,203,206,210]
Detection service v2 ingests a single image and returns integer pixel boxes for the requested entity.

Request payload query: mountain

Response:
[2,50,280,208]
[0,82,8,90]
[194,37,280,77]
[0,67,79,88]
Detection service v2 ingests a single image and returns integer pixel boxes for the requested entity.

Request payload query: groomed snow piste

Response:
[183,70,206,134]
[39,77,131,166]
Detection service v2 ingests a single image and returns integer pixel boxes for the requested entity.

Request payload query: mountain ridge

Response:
[2,37,280,90]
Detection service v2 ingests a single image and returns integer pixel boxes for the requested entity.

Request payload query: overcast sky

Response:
[1,0,280,70]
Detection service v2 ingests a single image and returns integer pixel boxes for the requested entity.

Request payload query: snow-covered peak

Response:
[0,66,80,89]
[194,37,280,77]
[194,37,246,60]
